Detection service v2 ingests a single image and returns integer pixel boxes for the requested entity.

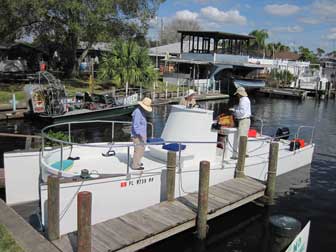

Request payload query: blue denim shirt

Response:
[131,107,147,139]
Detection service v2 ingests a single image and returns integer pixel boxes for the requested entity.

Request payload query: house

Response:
[151,30,265,94]
[0,42,46,73]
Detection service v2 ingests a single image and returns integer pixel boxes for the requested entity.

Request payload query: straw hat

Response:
[138,97,152,112]
[234,87,248,97]
[185,89,196,98]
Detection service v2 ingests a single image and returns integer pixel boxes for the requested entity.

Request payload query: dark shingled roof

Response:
[178,30,255,40]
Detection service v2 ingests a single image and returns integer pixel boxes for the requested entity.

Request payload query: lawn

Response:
[0,224,24,252]
[0,78,178,106]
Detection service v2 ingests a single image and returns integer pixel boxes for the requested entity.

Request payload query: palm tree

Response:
[316,48,325,58]
[99,40,156,96]
[249,29,269,57]
[267,42,291,58]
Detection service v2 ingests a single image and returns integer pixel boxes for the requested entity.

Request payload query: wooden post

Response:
[47,175,60,240]
[197,160,210,240]
[265,142,279,205]
[166,151,176,201]
[77,191,92,252]
[235,136,247,178]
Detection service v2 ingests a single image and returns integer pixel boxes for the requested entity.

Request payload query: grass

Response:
[0,77,179,106]
[0,224,24,252]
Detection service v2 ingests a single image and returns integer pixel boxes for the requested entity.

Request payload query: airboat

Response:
[23,71,138,123]
[4,105,314,235]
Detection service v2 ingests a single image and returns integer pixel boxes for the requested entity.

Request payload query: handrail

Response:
[252,116,264,135]
[41,120,154,145]
[295,126,315,144]
[0,133,42,139]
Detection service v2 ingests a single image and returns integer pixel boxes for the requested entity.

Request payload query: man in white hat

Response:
[131,97,152,170]
[230,87,251,139]
[179,89,197,108]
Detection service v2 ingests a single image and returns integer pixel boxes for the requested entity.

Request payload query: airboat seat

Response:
[84,92,92,103]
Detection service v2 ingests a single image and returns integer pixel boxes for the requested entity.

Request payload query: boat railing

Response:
[40,121,315,178]
[251,116,264,135]
[295,126,315,145]
[41,120,231,177]
[40,138,229,178]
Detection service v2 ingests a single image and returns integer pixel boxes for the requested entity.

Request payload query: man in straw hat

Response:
[230,86,251,141]
[179,89,197,108]
[131,97,152,170]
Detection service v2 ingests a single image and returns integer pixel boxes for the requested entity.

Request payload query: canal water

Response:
[0,97,335,251]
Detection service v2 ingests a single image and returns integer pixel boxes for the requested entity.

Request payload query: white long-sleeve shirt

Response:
[234,96,251,119]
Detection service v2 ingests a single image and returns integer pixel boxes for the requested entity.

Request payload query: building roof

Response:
[178,30,255,40]
[149,42,190,56]
[274,51,300,61]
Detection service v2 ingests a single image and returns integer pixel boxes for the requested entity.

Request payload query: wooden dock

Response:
[52,177,265,252]
[258,87,308,100]
[0,109,25,120]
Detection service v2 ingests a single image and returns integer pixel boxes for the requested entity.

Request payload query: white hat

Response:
[234,87,248,97]
[138,97,152,112]
[185,89,196,98]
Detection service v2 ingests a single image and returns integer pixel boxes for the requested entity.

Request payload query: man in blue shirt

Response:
[131,97,152,170]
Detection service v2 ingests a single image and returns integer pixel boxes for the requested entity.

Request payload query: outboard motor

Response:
[275,127,290,140]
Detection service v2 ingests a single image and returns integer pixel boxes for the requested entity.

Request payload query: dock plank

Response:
[53,177,266,252]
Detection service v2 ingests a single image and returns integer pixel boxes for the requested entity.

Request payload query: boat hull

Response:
[29,105,136,123]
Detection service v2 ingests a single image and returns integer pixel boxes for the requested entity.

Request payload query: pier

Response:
[52,177,265,252]
[258,87,308,100]
[1,127,283,251]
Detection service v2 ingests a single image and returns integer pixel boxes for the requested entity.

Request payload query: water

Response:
[0,97,335,251]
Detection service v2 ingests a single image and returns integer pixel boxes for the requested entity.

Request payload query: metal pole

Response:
[60,143,63,171]
[42,136,45,157]
[178,143,182,173]
[127,146,130,177]
[68,123,71,143]
[111,122,115,142]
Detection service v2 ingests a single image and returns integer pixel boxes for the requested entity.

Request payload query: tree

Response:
[0,0,164,76]
[249,29,269,57]
[316,48,325,58]
[298,46,319,64]
[160,18,201,45]
[98,40,156,95]
[267,42,290,58]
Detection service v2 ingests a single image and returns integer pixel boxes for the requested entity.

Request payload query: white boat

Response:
[4,105,314,236]
[291,67,329,92]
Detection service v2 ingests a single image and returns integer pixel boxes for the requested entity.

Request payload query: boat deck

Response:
[52,177,265,252]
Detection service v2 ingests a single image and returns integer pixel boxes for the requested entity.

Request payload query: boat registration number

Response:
[120,177,154,188]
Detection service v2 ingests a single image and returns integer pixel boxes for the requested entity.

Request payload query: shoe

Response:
[131,166,144,170]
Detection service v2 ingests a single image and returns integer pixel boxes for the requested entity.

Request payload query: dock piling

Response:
[77,191,92,252]
[197,160,210,240]
[167,151,176,201]
[265,141,279,205]
[47,175,60,240]
[235,136,247,178]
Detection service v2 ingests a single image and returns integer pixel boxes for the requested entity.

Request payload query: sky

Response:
[150,0,336,52]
